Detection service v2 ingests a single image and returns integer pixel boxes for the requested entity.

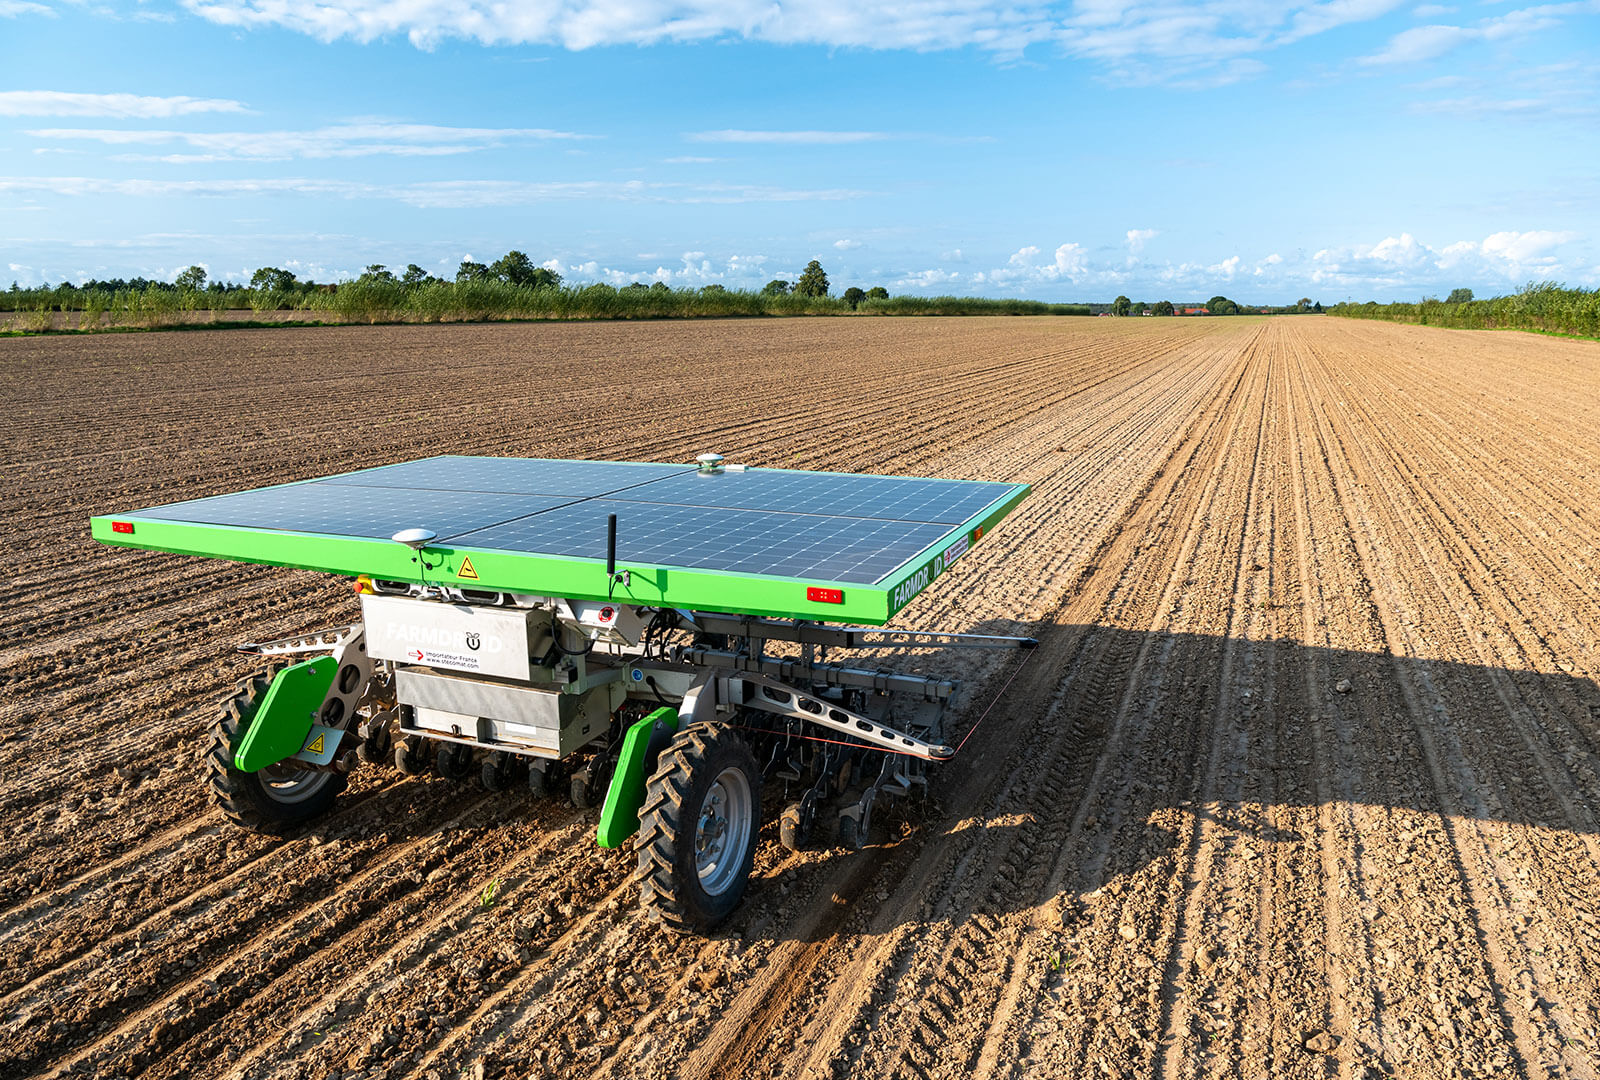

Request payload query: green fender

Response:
[234,657,337,772]
[597,707,679,848]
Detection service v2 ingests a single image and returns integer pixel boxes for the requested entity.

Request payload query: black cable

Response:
[644,675,675,708]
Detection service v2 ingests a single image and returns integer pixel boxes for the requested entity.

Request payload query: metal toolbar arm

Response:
[239,624,362,656]
[687,613,1036,651]
[675,645,958,701]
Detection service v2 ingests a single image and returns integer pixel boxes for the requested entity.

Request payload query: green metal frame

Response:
[89,469,1029,625]
[234,657,336,772]
[596,706,680,848]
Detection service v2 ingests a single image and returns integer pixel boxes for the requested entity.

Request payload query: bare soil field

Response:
[3,314,1600,1080]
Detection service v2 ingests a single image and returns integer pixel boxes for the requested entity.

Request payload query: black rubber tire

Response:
[779,801,809,853]
[357,711,393,765]
[528,759,556,798]
[480,752,522,792]
[571,770,596,809]
[206,672,346,832]
[837,811,863,851]
[436,743,474,781]
[636,723,760,933]
[394,735,429,776]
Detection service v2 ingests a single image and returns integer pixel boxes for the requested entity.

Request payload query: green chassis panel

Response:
[90,476,1028,625]
[597,706,680,849]
[235,656,337,772]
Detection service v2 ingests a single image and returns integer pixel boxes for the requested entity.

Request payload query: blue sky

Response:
[2,1,1596,302]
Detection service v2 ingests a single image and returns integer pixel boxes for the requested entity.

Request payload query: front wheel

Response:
[205,671,346,831]
[636,723,760,933]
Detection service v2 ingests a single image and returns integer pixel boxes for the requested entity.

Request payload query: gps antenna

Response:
[606,514,629,596]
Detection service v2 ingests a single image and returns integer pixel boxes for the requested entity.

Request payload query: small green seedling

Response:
[479,878,502,909]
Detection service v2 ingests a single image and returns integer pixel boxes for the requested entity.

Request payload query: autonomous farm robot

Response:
[93,454,1032,931]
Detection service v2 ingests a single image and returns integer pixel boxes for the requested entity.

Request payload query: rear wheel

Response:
[206,671,345,831]
[636,723,760,933]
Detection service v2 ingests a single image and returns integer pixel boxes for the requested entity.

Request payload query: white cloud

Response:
[1367,232,1431,266]
[25,122,590,161]
[1308,229,1584,288]
[1479,229,1578,263]
[664,155,718,163]
[992,241,1089,286]
[1412,3,1455,15]
[551,250,774,288]
[834,239,861,250]
[1282,0,1407,43]
[894,268,965,290]
[1254,252,1284,275]
[1059,0,1405,85]
[686,130,887,144]
[1363,22,1476,63]
[1363,1,1598,64]
[181,0,1058,54]
[0,90,249,117]
[173,0,1469,85]
[1126,228,1157,252]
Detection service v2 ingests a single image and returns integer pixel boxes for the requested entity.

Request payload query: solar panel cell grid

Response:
[135,483,575,540]
[321,456,693,496]
[121,456,1022,589]
[448,499,953,584]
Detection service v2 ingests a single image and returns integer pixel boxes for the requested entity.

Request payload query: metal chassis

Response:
[241,596,1035,844]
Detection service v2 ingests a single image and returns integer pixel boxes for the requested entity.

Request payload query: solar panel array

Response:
[131,456,1017,585]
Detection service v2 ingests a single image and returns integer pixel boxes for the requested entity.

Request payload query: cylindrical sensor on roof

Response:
[696,453,725,475]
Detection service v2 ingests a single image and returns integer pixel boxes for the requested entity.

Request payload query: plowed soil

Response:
[3,315,1600,1080]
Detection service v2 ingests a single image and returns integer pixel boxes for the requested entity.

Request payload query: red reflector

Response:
[806,587,844,604]
[111,521,134,534]
[974,526,984,540]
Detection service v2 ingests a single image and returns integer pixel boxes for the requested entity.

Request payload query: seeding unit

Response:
[92,455,1031,930]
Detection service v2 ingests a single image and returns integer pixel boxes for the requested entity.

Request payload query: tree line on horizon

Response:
[1,252,1100,330]
[1329,281,1600,339]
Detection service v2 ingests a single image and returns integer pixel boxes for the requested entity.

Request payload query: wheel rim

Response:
[694,765,753,896]
[259,765,334,805]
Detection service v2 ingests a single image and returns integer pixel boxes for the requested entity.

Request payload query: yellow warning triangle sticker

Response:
[304,732,325,755]
[458,555,479,580]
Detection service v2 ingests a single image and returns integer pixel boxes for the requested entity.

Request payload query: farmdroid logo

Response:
[387,622,502,672]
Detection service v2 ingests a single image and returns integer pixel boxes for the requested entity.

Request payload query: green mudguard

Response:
[233,657,337,772]
[597,707,680,848]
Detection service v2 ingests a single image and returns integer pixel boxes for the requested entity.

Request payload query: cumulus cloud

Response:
[24,122,590,162]
[549,250,773,288]
[0,90,249,117]
[0,2,54,16]
[990,242,1090,287]
[833,239,861,250]
[1309,229,1583,288]
[1479,229,1578,263]
[1126,228,1157,252]
[894,268,965,290]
